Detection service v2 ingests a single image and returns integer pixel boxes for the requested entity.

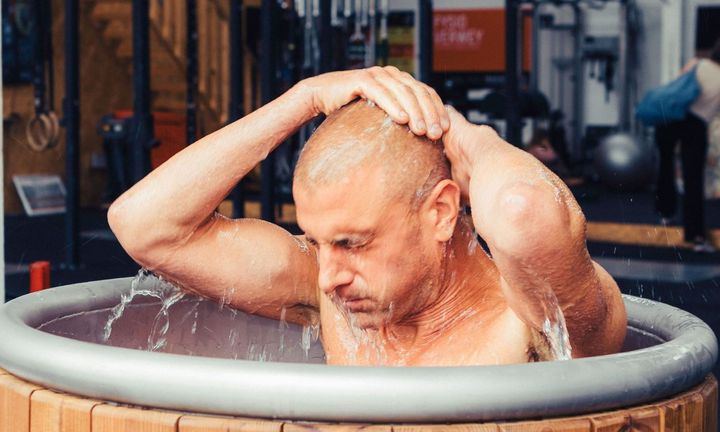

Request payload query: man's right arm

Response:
[108,83,322,323]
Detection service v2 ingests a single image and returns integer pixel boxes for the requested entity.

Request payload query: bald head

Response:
[294,100,451,209]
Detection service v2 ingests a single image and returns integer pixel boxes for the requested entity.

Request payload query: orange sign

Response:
[433,9,532,73]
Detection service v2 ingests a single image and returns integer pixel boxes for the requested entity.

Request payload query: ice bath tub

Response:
[0,277,716,431]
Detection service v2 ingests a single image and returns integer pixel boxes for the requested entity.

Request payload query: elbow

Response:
[107,198,129,246]
[490,182,585,253]
[107,197,158,266]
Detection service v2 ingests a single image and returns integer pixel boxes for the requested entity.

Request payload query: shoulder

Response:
[695,58,720,75]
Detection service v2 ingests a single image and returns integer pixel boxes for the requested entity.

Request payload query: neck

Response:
[381,217,506,353]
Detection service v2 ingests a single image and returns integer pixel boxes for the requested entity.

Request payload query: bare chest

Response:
[319,308,535,366]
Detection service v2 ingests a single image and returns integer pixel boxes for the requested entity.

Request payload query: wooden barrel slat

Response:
[0,370,715,431]
[284,424,392,431]
[29,389,102,432]
[497,417,592,431]
[589,411,632,431]
[0,373,42,432]
[627,406,662,430]
[92,404,180,432]
[178,414,282,431]
[660,398,683,431]
[701,377,718,431]
[394,424,498,431]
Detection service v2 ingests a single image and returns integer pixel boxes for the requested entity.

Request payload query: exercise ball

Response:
[594,133,657,191]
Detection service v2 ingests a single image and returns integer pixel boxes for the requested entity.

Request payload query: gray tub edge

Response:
[0,277,716,423]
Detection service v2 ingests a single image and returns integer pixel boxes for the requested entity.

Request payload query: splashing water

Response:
[146,288,186,351]
[102,269,185,348]
[543,305,573,361]
[301,321,321,361]
[277,307,292,358]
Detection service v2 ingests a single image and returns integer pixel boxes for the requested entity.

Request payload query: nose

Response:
[316,247,354,295]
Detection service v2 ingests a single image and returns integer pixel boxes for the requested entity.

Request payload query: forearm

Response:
[109,84,317,255]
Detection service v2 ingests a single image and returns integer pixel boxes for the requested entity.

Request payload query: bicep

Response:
[144,214,319,324]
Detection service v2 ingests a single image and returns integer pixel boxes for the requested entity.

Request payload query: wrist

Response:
[291,78,323,118]
[463,124,496,168]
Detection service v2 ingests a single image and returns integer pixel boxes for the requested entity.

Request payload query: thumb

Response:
[444,104,471,129]
[445,104,462,119]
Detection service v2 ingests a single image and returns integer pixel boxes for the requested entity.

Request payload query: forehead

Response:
[294,167,405,238]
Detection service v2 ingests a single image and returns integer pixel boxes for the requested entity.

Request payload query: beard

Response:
[329,291,391,331]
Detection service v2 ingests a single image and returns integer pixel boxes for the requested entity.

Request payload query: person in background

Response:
[705,115,720,198]
[655,38,720,252]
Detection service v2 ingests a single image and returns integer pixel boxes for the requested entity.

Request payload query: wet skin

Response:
[293,162,529,365]
[108,67,627,366]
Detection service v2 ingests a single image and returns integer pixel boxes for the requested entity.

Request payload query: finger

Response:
[357,68,409,124]
[394,75,442,139]
[414,86,442,139]
[386,68,446,139]
[426,86,450,131]
[369,67,427,135]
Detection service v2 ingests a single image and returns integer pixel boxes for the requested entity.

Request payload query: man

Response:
[109,67,626,366]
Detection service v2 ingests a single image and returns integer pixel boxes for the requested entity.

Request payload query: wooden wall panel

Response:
[92,404,180,432]
[178,414,282,431]
[3,0,134,213]
[0,373,42,432]
[29,389,101,432]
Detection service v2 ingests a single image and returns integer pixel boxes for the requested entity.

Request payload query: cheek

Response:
[370,252,428,302]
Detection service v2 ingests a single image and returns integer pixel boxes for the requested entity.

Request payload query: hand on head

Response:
[303,66,450,140]
[303,67,505,199]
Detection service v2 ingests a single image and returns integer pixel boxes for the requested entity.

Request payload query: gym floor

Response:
[5,187,720,379]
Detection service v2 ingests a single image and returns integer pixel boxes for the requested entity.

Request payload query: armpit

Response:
[284,302,321,326]
[527,329,554,362]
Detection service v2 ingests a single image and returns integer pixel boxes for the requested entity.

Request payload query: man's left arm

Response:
[444,108,627,357]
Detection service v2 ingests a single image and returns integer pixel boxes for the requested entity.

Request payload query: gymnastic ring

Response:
[25,113,55,152]
[45,111,61,148]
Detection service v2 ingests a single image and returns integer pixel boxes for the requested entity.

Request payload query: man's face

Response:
[294,165,440,330]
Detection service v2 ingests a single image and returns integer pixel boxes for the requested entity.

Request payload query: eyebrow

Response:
[305,232,374,246]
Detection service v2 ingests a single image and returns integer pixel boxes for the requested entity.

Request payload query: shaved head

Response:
[294,100,451,209]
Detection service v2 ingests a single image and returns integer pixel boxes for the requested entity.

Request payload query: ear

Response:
[422,179,461,242]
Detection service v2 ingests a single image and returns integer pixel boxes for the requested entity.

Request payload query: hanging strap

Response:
[26,0,59,151]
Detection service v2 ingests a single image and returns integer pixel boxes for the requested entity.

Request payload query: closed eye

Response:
[334,238,370,250]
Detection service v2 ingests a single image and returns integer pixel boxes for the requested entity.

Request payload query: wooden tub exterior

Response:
[0,369,715,431]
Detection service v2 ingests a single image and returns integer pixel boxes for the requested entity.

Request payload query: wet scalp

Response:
[294,100,450,209]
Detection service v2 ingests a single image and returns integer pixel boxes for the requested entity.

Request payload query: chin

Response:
[347,312,383,330]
